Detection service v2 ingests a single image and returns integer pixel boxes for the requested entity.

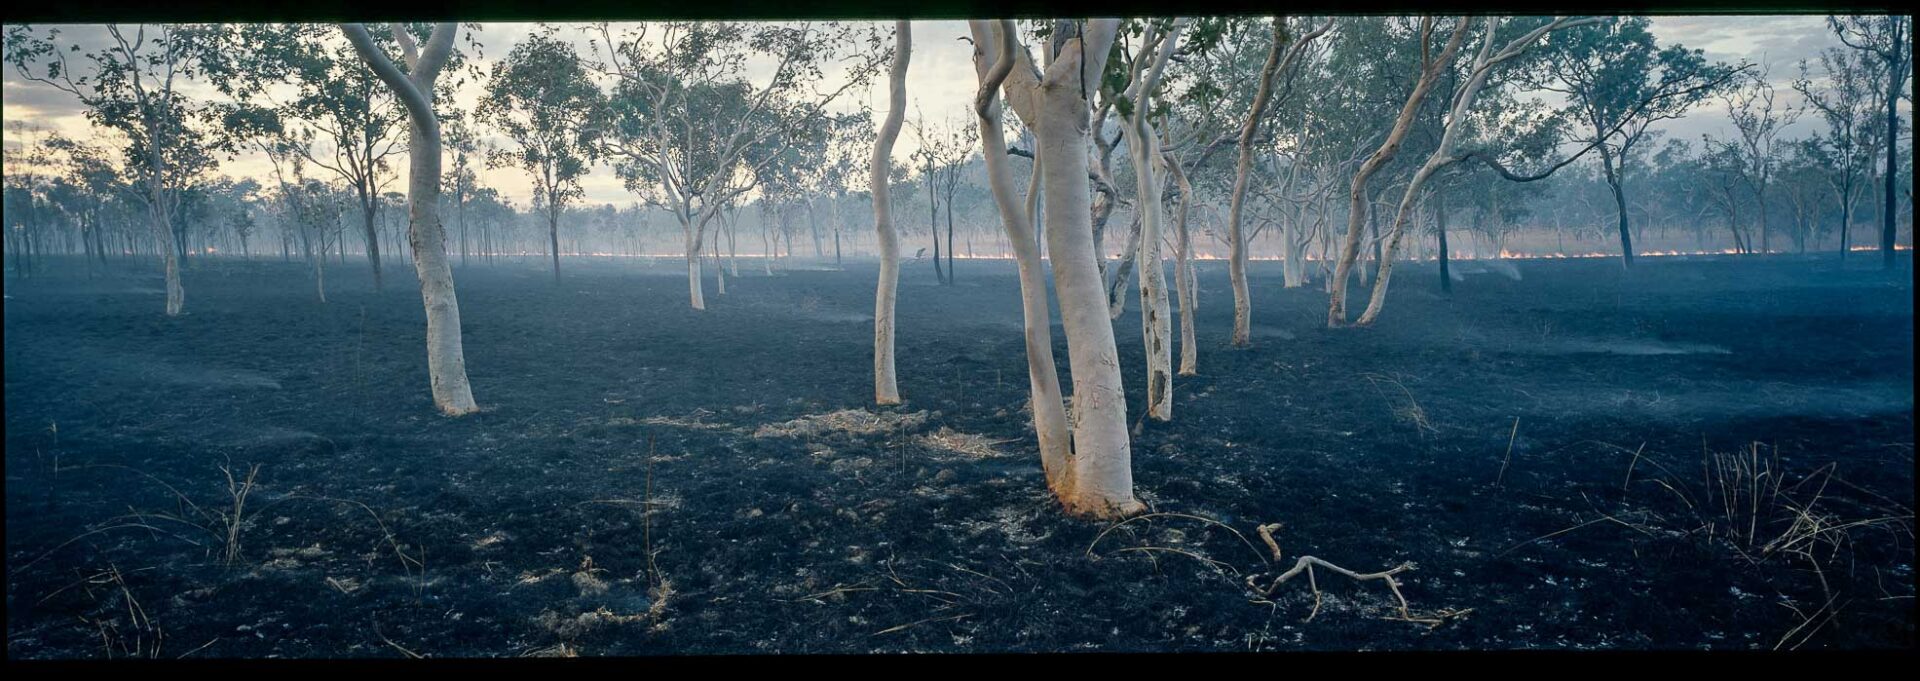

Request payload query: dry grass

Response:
[1508,439,1914,648]
[753,408,929,439]
[917,427,1016,459]
[1362,373,1438,437]
[630,408,733,431]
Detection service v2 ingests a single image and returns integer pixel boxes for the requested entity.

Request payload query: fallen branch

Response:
[1244,523,1455,626]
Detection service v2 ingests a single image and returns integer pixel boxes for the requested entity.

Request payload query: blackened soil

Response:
[5,253,1913,656]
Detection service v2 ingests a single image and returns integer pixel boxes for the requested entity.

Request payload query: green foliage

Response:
[478,26,602,218]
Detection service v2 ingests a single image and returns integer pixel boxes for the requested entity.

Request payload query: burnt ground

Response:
[4,252,1914,656]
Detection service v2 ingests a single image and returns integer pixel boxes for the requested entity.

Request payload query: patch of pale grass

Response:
[917,427,1015,459]
[632,408,733,431]
[753,409,929,439]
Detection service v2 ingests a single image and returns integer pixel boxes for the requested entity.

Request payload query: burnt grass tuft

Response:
[4,254,1913,655]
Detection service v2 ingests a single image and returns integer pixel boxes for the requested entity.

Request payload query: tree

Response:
[1714,64,1802,255]
[1829,15,1913,269]
[6,24,233,315]
[870,21,910,406]
[987,19,1141,517]
[1120,18,1188,422]
[341,22,480,416]
[1354,16,1597,326]
[1523,17,1742,268]
[1326,17,1471,328]
[239,25,409,291]
[911,113,975,285]
[1795,44,1881,259]
[589,21,883,309]
[1223,17,1333,346]
[479,27,600,283]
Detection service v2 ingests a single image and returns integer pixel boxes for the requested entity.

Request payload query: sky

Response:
[0,16,1869,208]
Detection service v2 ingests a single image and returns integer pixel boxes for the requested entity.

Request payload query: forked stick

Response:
[1244,523,1432,625]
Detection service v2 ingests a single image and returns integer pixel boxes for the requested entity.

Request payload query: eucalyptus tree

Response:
[1829,15,1912,269]
[342,21,481,416]
[480,27,602,283]
[5,24,235,315]
[1114,17,1187,422]
[1699,136,1754,253]
[587,21,885,309]
[1219,16,1334,345]
[226,24,414,290]
[1795,45,1881,259]
[1713,64,1802,254]
[3,120,55,277]
[972,18,1140,517]
[1325,17,1471,328]
[41,134,126,270]
[1520,17,1742,268]
[1777,139,1832,253]
[749,108,833,273]
[811,111,876,266]
[910,113,975,285]
[444,109,482,266]
[1351,16,1596,327]
[871,21,910,405]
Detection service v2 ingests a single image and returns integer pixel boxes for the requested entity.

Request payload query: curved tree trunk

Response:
[343,22,480,416]
[1328,19,1469,327]
[1228,18,1289,347]
[871,21,910,406]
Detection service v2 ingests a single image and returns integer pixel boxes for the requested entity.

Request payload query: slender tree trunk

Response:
[315,233,327,303]
[871,21,910,406]
[685,225,706,310]
[1600,147,1635,268]
[1329,18,1469,327]
[1882,44,1905,270]
[1126,28,1180,422]
[1227,24,1290,345]
[1436,194,1452,294]
[361,193,384,291]
[969,20,1073,487]
[548,205,562,282]
[928,168,946,284]
[1168,158,1198,377]
[344,22,479,416]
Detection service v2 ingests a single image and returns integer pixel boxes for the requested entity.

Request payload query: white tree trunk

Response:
[1125,21,1184,421]
[1167,155,1198,377]
[685,229,705,310]
[343,23,479,416]
[969,20,1073,488]
[1003,19,1141,517]
[1329,18,1469,328]
[1227,20,1287,346]
[871,21,910,406]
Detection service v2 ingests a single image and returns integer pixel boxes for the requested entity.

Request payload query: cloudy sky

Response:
[0,16,1867,207]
